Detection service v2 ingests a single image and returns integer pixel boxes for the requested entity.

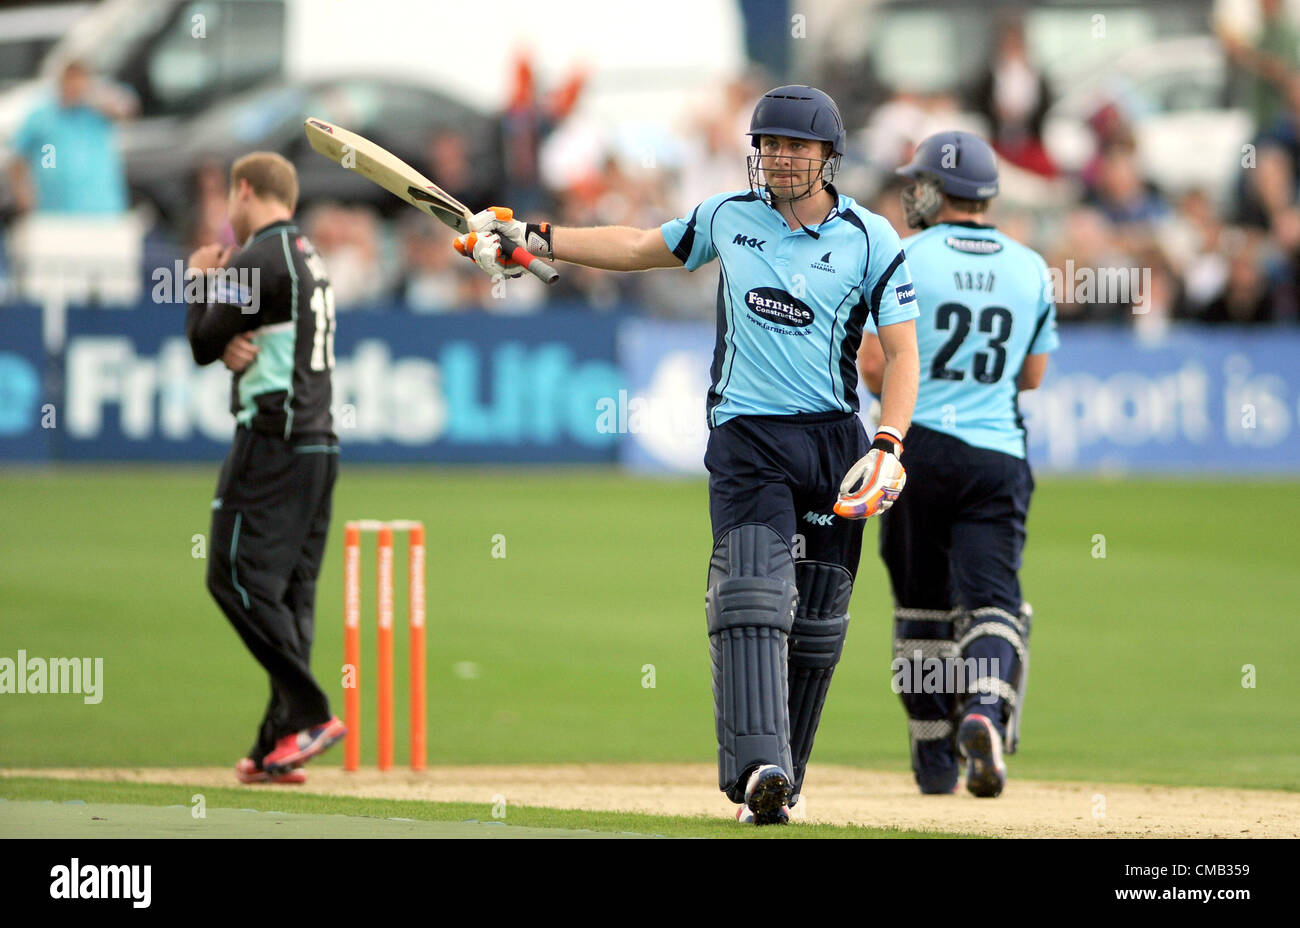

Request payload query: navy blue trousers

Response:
[705,411,872,574]
[879,423,1033,614]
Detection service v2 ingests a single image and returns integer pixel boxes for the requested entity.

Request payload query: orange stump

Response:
[342,520,426,773]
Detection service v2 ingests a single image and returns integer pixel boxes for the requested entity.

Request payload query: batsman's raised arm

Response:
[453,210,681,276]
[552,225,682,271]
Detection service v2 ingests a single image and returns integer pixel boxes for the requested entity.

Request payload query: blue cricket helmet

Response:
[747,85,846,157]
[896,131,999,199]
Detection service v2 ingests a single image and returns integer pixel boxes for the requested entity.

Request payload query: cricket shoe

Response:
[742,763,793,825]
[736,803,789,824]
[956,713,1006,798]
[235,757,307,785]
[262,716,346,775]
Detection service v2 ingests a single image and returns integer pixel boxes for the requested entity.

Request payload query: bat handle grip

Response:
[502,237,559,285]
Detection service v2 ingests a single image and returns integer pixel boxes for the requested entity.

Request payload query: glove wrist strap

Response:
[871,429,903,456]
[525,222,554,259]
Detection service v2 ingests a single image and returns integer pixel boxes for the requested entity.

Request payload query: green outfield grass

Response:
[0,778,955,838]
[1,468,1297,790]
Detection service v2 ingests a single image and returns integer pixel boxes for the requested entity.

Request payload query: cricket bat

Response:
[303,117,558,284]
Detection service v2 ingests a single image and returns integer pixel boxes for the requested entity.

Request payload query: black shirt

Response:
[186,220,336,440]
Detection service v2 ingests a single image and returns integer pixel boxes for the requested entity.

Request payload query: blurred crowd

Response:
[832,1,1300,329]
[5,1,1300,326]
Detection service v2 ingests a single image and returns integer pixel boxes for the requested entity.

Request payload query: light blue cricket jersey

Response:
[12,99,128,214]
[871,221,1059,459]
[661,186,919,427]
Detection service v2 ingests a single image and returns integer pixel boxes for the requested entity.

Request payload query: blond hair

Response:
[230,152,299,212]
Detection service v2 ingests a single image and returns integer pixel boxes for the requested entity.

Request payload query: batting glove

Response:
[453,230,524,280]
[468,206,554,258]
[833,431,906,520]
[452,206,554,280]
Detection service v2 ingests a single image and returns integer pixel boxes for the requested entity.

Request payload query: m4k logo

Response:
[803,511,835,526]
[733,234,766,251]
[811,251,835,273]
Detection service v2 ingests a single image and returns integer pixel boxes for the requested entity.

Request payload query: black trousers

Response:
[206,427,338,765]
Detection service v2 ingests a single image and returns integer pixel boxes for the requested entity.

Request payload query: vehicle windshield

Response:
[867,2,1210,93]
[46,0,173,78]
[39,0,285,115]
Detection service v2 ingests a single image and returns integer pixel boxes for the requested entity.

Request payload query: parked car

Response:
[1043,36,1253,205]
[122,77,500,233]
[0,4,91,91]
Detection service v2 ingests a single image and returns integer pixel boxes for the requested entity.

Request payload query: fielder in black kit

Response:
[185,152,344,783]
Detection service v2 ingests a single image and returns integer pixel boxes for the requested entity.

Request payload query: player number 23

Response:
[930,302,1012,384]
[310,284,336,371]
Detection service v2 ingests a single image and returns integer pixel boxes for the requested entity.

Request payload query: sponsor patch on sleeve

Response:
[894,282,916,305]
[211,277,252,306]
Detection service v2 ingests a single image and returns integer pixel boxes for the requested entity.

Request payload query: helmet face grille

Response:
[747,151,841,205]
[900,176,944,229]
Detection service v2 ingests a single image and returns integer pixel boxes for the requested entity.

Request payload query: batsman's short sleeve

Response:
[866,217,919,328]
[660,192,733,271]
[1028,253,1060,355]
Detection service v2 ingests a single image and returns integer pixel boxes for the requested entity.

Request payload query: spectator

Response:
[1131,247,1182,339]
[422,130,500,214]
[973,20,1057,178]
[679,111,750,213]
[1248,74,1300,227]
[1046,207,1135,323]
[6,60,137,216]
[1220,0,1300,135]
[500,54,585,215]
[392,213,484,313]
[1202,237,1276,323]
[1084,138,1170,227]
[678,75,764,210]
[301,203,387,309]
[185,158,237,250]
[1079,106,1134,192]
[1166,189,1231,313]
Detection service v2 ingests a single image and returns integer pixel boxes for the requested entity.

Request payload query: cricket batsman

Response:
[185,152,345,784]
[859,132,1059,797]
[455,86,919,824]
